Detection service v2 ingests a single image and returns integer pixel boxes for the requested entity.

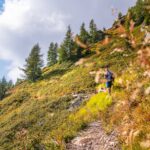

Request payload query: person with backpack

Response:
[105,65,114,95]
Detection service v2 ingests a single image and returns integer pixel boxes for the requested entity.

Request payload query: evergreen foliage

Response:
[58,26,75,62]
[89,19,104,43]
[58,44,68,63]
[75,23,90,58]
[129,0,150,25]
[22,44,43,82]
[15,78,23,86]
[47,42,58,66]
[79,23,90,44]
[118,12,123,20]
[89,19,98,43]
[0,77,13,100]
[7,80,13,89]
[76,46,83,59]
[0,77,7,100]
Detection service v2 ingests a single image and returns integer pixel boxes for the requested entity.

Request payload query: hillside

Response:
[0,5,150,150]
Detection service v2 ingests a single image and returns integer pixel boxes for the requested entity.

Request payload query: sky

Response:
[0,0,136,82]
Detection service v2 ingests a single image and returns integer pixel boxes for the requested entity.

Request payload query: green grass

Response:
[0,22,149,150]
[0,61,96,150]
[49,93,112,149]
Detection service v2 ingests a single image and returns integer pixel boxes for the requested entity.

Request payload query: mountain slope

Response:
[0,16,150,150]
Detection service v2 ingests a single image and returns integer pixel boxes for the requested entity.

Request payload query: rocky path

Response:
[66,121,120,150]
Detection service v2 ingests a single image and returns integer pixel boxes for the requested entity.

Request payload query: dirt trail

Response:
[66,121,120,150]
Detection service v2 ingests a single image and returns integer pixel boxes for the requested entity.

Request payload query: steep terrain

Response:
[0,11,150,150]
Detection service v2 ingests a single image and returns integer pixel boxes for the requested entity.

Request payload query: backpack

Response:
[106,71,114,82]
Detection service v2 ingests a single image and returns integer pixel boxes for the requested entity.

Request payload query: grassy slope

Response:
[0,25,149,150]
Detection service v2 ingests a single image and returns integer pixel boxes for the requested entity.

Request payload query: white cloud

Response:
[0,0,69,82]
[0,0,136,82]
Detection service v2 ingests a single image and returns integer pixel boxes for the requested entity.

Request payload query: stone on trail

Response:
[66,121,121,150]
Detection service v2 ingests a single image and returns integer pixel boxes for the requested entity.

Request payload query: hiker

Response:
[104,65,114,95]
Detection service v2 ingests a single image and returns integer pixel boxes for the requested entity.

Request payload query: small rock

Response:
[120,34,127,38]
[143,31,150,44]
[66,121,120,150]
[117,78,123,85]
[89,71,96,75]
[130,89,140,100]
[140,140,150,149]
[68,93,91,111]
[137,83,143,88]
[143,71,150,78]
[123,54,128,57]
[147,134,150,139]
[145,86,150,95]
[110,48,124,54]
[133,130,140,140]
[75,58,87,66]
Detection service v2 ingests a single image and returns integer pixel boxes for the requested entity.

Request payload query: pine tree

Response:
[22,44,43,82]
[118,12,123,20]
[134,0,145,24]
[15,78,23,85]
[103,27,106,31]
[58,26,74,62]
[58,44,68,63]
[129,0,149,25]
[64,26,74,59]
[76,46,83,59]
[89,19,104,43]
[79,23,90,44]
[144,0,150,24]
[89,19,98,43]
[7,80,13,89]
[77,23,90,58]
[47,42,57,66]
[0,77,7,100]
[54,43,58,61]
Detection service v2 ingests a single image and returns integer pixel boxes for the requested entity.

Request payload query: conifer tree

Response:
[89,19,98,43]
[76,23,90,58]
[118,12,123,20]
[129,0,149,25]
[22,44,43,82]
[58,44,68,63]
[89,19,104,43]
[54,43,58,60]
[0,77,7,100]
[47,42,57,66]
[64,26,74,59]
[7,80,13,89]
[134,0,145,24]
[58,26,74,62]
[76,46,83,59]
[79,23,90,44]
[15,78,23,85]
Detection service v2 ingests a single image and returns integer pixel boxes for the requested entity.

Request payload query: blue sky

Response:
[0,0,6,79]
[0,0,4,11]
[0,0,4,6]
[0,60,11,77]
[0,0,136,82]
